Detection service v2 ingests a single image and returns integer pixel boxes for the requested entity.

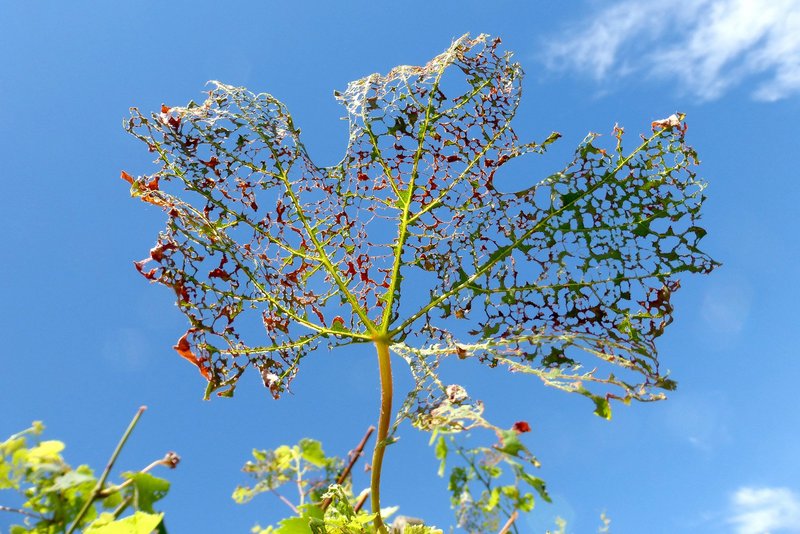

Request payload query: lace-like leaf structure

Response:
[125,34,716,414]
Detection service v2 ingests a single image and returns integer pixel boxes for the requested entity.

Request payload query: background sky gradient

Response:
[2,1,799,532]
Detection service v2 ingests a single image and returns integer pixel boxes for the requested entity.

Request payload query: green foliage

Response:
[83,512,164,534]
[434,426,549,534]
[1,424,95,532]
[0,417,175,534]
[546,517,567,534]
[544,512,611,534]
[251,505,324,534]
[233,439,342,507]
[312,485,385,534]
[249,491,401,534]
[125,33,716,530]
[121,473,169,515]
[236,438,444,534]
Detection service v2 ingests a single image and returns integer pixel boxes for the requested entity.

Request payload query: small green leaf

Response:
[87,513,117,529]
[481,464,502,479]
[497,430,524,456]
[1,436,26,458]
[123,472,170,513]
[405,527,444,534]
[308,517,327,534]
[48,470,95,493]
[517,492,536,512]
[592,397,612,420]
[299,439,326,467]
[448,466,468,499]
[655,376,678,391]
[85,512,164,534]
[103,490,124,509]
[26,440,65,463]
[486,487,501,511]
[0,462,14,490]
[518,471,551,503]
[276,517,317,534]
[232,485,254,504]
[434,437,447,477]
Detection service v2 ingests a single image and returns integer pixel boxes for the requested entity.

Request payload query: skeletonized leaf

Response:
[125,35,715,417]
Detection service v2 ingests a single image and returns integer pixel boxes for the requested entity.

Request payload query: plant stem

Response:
[0,505,44,519]
[271,490,298,514]
[321,426,375,512]
[111,495,133,519]
[98,452,180,497]
[370,340,393,534]
[498,510,519,534]
[354,490,369,513]
[66,406,146,534]
[339,426,375,485]
[294,454,304,507]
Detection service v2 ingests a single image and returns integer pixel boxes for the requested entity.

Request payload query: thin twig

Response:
[354,490,370,513]
[320,426,375,512]
[452,443,517,525]
[498,510,519,534]
[112,495,134,519]
[66,406,147,534]
[294,454,304,507]
[0,505,44,520]
[271,489,299,514]
[338,426,376,486]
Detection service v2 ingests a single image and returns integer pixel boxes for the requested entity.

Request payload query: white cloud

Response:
[729,487,800,533]
[662,392,730,451]
[543,0,800,101]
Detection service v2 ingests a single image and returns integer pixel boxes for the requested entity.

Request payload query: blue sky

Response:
[2,1,799,533]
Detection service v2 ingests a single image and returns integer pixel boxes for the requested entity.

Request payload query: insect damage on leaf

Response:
[125,33,716,531]
[173,330,211,381]
[124,34,715,414]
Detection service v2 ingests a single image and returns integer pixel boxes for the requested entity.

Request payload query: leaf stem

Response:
[370,340,393,534]
[66,406,146,534]
[98,451,180,497]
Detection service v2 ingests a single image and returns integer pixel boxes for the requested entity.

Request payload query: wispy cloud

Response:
[728,487,800,533]
[101,327,150,370]
[700,273,752,345]
[543,0,800,101]
[662,392,730,451]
